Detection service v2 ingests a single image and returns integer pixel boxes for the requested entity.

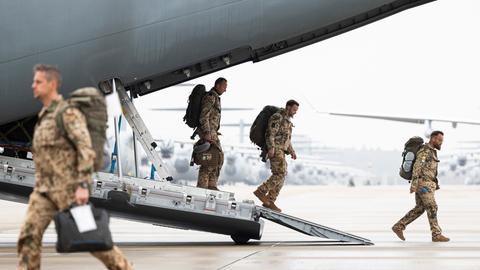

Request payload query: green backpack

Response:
[399,136,424,180]
[56,87,108,172]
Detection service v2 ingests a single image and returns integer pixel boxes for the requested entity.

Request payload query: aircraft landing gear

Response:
[231,235,250,245]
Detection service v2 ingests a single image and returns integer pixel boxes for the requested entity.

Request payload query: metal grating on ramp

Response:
[256,206,373,245]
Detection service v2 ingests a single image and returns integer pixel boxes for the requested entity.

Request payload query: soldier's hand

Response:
[291,151,297,160]
[409,186,416,194]
[267,148,275,159]
[75,186,89,205]
[204,133,212,143]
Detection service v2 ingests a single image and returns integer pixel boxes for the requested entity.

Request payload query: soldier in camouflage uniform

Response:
[253,100,299,212]
[196,78,227,190]
[392,130,450,242]
[17,64,133,269]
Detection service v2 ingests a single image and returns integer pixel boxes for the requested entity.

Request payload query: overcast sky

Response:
[136,0,480,153]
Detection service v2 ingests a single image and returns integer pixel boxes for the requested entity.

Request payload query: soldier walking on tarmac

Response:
[17,64,133,269]
[253,100,299,212]
[392,130,450,242]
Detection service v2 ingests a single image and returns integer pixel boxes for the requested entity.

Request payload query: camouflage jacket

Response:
[411,144,439,190]
[32,96,95,195]
[199,88,221,142]
[265,108,294,154]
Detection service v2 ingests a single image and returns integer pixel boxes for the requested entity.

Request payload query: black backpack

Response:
[399,136,424,180]
[249,106,279,161]
[183,84,207,129]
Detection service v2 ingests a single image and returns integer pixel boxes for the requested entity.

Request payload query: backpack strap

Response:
[206,91,221,113]
[55,103,77,150]
[190,128,199,140]
[35,112,48,131]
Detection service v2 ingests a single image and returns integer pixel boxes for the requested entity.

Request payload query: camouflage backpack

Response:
[56,87,108,171]
[249,105,280,161]
[399,136,424,180]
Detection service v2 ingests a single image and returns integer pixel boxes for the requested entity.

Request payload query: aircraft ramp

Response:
[0,154,373,245]
[256,206,373,245]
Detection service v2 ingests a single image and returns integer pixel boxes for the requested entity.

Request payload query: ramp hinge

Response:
[3,164,14,177]
[205,194,216,211]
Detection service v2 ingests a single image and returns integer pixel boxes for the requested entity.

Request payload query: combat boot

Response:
[432,234,450,242]
[253,189,269,205]
[392,225,405,241]
[262,202,282,212]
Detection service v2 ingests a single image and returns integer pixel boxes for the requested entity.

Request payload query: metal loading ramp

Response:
[256,206,373,245]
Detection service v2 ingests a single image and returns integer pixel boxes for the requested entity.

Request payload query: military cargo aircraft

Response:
[0,0,435,244]
[1,0,435,145]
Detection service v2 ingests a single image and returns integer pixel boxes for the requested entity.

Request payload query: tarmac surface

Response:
[1,185,479,269]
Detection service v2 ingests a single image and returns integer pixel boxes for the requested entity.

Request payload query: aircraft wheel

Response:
[231,235,250,245]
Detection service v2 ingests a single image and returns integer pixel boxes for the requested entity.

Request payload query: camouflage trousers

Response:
[256,149,287,202]
[17,191,133,270]
[197,143,224,189]
[394,183,442,237]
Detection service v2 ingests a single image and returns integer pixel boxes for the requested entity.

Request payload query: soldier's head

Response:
[214,77,227,95]
[32,64,62,102]
[285,99,299,117]
[429,130,444,150]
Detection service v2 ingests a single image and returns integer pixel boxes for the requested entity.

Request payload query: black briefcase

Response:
[54,204,113,253]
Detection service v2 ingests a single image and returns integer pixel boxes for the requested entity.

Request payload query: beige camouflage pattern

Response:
[18,96,132,269]
[197,150,224,189]
[32,96,95,198]
[411,144,439,191]
[265,108,294,154]
[197,89,224,189]
[198,89,221,142]
[394,144,442,237]
[256,109,294,202]
[256,149,288,202]
[394,186,441,236]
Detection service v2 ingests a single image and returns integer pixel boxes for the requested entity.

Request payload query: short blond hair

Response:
[33,64,62,87]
